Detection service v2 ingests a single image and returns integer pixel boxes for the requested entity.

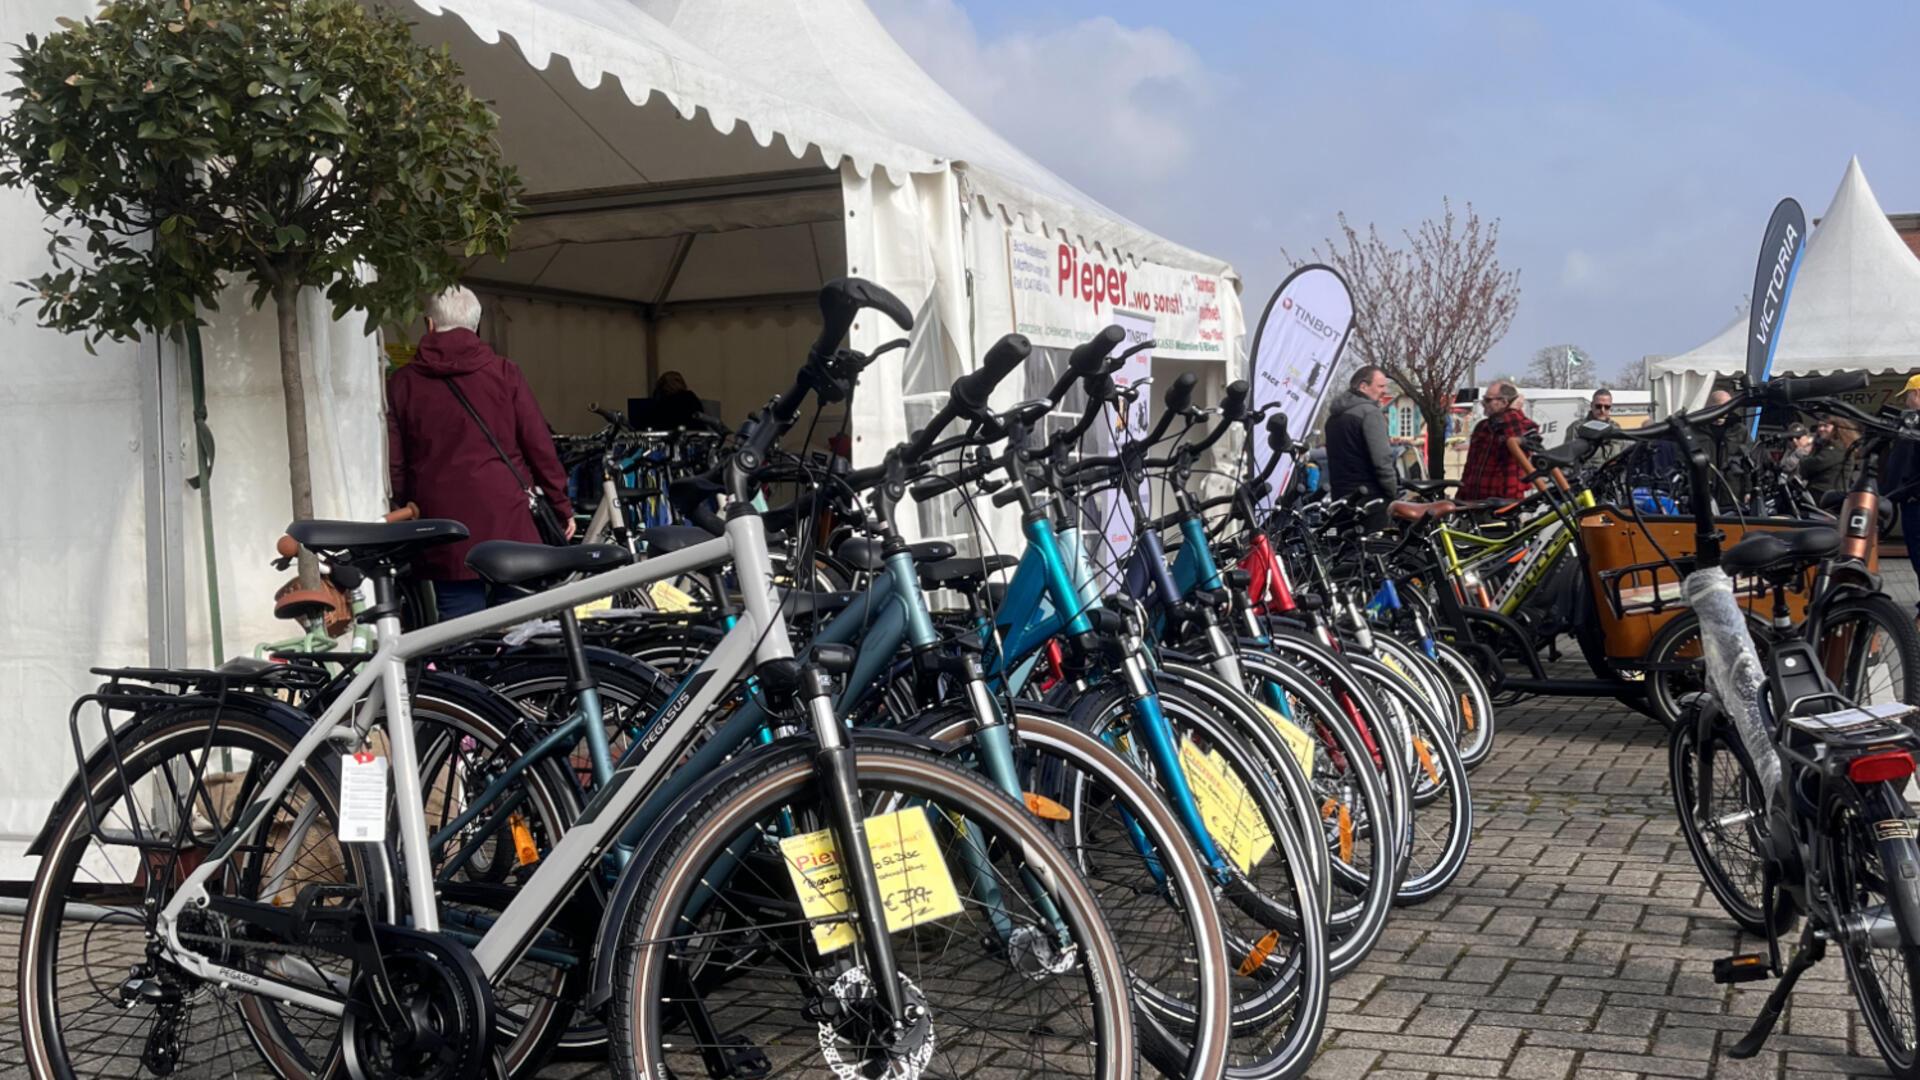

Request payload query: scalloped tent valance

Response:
[398,0,1235,277]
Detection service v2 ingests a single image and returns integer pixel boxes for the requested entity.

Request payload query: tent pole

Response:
[184,323,224,663]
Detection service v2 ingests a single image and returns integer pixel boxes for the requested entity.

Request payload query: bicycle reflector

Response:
[1847,750,1916,785]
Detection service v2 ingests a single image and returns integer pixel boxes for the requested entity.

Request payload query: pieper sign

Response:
[1058,243,1129,315]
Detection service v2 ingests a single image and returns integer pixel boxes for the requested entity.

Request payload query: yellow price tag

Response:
[1257,702,1315,776]
[777,807,964,954]
[573,595,614,620]
[1178,738,1274,874]
[649,580,700,613]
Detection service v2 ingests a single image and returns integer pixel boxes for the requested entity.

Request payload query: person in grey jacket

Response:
[1324,366,1400,501]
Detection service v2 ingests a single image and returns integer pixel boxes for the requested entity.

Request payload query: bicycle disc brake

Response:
[816,966,934,1080]
[341,926,496,1080]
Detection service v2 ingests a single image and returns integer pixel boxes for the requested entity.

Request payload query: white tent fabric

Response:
[1651,157,1920,415]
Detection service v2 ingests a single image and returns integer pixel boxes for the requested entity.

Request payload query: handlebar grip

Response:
[1763,371,1870,404]
[1161,371,1198,414]
[1266,412,1290,450]
[1047,326,1126,403]
[1219,380,1250,422]
[952,334,1032,413]
[808,277,913,364]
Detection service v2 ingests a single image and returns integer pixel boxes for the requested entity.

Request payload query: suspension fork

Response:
[1110,636,1230,876]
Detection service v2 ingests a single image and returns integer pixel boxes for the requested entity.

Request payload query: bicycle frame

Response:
[155,512,799,1015]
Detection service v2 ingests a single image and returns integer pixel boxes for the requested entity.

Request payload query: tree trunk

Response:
[1421,401,1451,480]
[272,278,320,589]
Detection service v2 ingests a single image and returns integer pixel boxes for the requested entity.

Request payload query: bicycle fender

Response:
[584,727,951,1010]
[1861,782,1920,949]
[27,692,317,856]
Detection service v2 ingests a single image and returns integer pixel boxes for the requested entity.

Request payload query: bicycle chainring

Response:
[341,927,496,1080]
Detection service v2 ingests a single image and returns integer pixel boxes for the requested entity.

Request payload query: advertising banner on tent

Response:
[1095,309,1155,579]
[1008,235,1231,361]
[1747,197,1806,434]
[1247,265,1354,496]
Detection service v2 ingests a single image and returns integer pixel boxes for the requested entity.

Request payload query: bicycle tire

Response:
[1667,715,1782,935]
[1344,653,1474,905]
[1811,591,1920,712]
[1826,782,1920,1078]
[1432,639,1497,770]
[1235,649,1401,977]
[611,744,1139,1079]
[1065,679,1332,1077]
[911,708,1231,1079]
[20,703,377,1079]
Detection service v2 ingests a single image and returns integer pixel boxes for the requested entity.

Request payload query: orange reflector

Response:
[1414,738,1441,784]
[510,813,541,867]
[1025,793,1072,821]
[1849,750,1916,785]
[1237,929,1281,976]
[1336,803,1354,864]
[1460,694,1476,732]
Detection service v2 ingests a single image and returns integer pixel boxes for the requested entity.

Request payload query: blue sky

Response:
[871,0,1920,383]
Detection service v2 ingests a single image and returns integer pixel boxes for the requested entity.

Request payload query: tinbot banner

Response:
[1248,265,1354,496]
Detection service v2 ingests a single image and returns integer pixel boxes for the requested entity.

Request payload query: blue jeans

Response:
[434,580,494,621]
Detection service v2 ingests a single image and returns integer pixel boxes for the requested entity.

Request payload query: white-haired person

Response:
[386,285,574,620]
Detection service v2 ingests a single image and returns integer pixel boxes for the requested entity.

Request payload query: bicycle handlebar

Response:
[901,333,1032,463]
[1045,326,1125,404]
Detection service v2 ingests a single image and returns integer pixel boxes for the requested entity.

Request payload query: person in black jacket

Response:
[1324,366,1399,501]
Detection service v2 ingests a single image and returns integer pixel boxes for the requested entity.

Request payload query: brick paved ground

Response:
[3,562,1913,1078]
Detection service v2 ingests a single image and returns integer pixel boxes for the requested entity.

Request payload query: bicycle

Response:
[20,279,1137,1080]
[1600,372,1920,1075]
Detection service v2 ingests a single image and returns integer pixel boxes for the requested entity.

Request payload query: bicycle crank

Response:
[341,926,497,1080]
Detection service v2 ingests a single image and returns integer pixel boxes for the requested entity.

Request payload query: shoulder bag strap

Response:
[443,375,537,498]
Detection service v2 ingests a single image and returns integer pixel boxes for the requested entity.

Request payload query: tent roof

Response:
[402,0,1232,276]
[1652,157,1920,379]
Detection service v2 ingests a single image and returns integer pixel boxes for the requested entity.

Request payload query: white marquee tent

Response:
[1651,157,1920,416]
[0,0,1244,852]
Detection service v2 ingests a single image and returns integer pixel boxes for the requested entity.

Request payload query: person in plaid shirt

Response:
[1456,381,1539,501]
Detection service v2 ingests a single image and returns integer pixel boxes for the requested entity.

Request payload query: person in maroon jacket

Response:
[387,286,575,619]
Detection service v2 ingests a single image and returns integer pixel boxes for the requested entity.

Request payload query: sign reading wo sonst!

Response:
[1007,234,1230,361]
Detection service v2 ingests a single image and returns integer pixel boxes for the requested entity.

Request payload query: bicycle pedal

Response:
[718,1040,771,1079]
[1713,953,1771,984]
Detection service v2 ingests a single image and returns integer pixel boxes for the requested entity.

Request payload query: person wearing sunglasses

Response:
[1560,387,1623,464]
[1457,380,1540,501]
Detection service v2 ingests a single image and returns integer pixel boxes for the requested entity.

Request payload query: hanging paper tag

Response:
[777,806,964,954]
[1178,738,1275,874]
[337,752,387,843]
[1257,703,1316,776]
[649,580,700,613]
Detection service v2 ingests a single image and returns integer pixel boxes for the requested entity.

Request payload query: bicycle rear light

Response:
[1847,750,1916,785]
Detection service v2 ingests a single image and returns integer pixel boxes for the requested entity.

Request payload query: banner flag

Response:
[1745,197,1807,435]
[1248,265,1355,497]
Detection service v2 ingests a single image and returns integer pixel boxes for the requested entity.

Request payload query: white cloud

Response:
[868,0,1214,187]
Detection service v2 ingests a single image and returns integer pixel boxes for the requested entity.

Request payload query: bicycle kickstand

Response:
[1726,922,1826,1059]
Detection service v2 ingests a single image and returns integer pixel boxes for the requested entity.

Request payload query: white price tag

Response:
[338,752,388,843]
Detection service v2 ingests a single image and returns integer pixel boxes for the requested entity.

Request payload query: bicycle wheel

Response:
[1813,592,1920,712]
[20,704,373,1078]
[912,708,1230,1079]
[611,744,1136,1079]
[1069,680,1331,1078]
[1668,715,1781,935]
[1237,649,1400,977]
[1432,640,1497,770]
[1345,654,1473,905]
[1824,785,1920,1078]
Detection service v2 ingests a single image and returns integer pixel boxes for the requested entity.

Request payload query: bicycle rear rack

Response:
[67,664,330,858]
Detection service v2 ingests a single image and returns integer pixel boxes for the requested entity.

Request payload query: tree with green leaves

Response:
[0,0,522,584]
